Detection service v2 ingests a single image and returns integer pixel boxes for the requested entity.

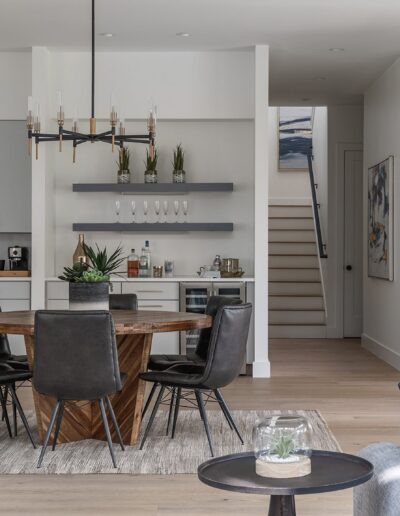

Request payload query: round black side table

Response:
[198,450,373,516]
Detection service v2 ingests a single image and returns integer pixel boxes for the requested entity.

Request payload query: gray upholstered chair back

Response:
[195,296,242,359]
[200,303,252,389]
[34,310,121,400]
[109,294,138,311]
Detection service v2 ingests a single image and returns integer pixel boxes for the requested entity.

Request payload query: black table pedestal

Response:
[268,495,296,516]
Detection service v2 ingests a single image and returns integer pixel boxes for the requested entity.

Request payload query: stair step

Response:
[269,206,313,218]
[269,325,327,338]
[269,282,322,296]
[269,310,325,325]
[269,230,316,243]
[269,296,324,310]
[269,255,319,268]
[269,218,315,230]
[269,242,317,255]
[269,269,321,282]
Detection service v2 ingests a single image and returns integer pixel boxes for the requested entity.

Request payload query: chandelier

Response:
[26,0,156,162]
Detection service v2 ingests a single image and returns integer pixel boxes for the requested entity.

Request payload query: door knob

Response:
[346,265,352,271]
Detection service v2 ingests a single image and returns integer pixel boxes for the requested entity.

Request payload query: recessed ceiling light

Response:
[329,47,345,52]
[176,32,191,37]
[99,32,114,38]
[313,76,326,81]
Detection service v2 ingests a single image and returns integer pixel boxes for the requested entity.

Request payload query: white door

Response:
[344,150,363,337]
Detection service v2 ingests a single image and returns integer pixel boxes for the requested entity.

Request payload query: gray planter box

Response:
[69,282,109,310]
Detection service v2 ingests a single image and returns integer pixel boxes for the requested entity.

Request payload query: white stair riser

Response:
[269,218,314,230]
[269,310,325,325]
[269,296,324,310]
[269,282,322,296]
[269,230,316,243]
[269,255,319,268]
[269,242,317,255]
[269,206,313,218]
[269,325,327,338]
[269,269,320,282]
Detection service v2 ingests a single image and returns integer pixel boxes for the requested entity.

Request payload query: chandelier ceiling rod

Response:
[91,0,95,120]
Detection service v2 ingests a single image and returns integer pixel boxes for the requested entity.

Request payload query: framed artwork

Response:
[278,107,314,171]
[368,156,394,281]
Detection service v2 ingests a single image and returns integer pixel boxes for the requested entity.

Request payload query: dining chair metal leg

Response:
[214,389,243,444]
[2,385,8,421]
[171,387,181,439]
[11,383,17,436]
[52,401,64,451]
[99,398,118,468]
[195,389,214,457]
[139,385,165,450]
[142,382,158,418]
[0,386,12,438]
[8,385,36,449]
[166,387,176,436]
[37,400,61,467]
[104,396,125,451]
[214,390,233,430]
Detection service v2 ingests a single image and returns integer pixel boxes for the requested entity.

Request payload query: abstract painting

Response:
[368,156,394,280]
[278,107,314,171]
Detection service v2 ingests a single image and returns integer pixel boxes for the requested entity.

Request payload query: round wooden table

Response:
[0,310,211,446]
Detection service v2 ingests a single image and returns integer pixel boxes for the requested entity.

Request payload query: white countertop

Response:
[0,277,31,281]
[46,275,254,283]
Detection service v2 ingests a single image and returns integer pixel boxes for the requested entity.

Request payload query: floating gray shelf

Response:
[72,222,234,232]
[72,183,233,194]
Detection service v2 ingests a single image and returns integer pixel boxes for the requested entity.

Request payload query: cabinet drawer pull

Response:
[140,304,164,308]
[137,290,164,293]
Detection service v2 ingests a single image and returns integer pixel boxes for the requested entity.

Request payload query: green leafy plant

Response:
[117,147,130,172]
[145,147,158,171]
[271,434,295,459]
[173,143,184,171]
[59,243,125,283]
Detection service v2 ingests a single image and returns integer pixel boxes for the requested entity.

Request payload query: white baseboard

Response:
[268,197,312,206]
[362,333,400,371]
[252,360,271,378]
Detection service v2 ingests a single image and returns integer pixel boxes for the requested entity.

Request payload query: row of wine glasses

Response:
[115,200,188,223]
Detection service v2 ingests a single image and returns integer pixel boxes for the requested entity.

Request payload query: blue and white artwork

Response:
[278,107,314,171]
[368,156,394,280]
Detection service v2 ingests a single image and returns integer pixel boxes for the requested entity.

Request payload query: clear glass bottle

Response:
[213,254,222,271]
[139,249,149,278]
[144,240,151,272]
[127,248,139,278]
[73,234,87,265]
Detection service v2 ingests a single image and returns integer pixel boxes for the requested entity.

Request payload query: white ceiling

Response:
[1,0,400,105]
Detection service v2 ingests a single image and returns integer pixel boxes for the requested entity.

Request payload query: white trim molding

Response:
[362,333,400,371]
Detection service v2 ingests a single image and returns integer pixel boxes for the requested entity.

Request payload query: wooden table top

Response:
[0,310,212,336]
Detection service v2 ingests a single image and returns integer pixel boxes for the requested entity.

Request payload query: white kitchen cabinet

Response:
[0,121,31,232]
[0,281,31,355]
[122,282,179,300]
[138,299,180,354]
[46,281,122,307]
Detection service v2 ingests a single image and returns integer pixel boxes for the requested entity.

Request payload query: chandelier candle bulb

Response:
[27,96,33,113]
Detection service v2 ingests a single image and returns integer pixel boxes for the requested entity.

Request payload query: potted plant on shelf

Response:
[144,147,158,183]
[117,147,131,184]
[59,243,125,310]
[172,143,186,183]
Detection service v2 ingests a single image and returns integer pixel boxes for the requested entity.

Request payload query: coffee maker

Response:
[8,246,29,271]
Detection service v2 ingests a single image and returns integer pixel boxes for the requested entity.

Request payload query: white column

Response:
[31,47,53,309]
[253,45,271,378]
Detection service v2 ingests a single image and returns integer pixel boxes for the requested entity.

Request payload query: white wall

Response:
[362,57,400,368]
[0,52,31,119]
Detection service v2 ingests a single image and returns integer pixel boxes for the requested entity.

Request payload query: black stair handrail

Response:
[307,148,327,259]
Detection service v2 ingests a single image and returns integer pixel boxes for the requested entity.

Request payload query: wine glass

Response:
[154,200,160,223]
[115,200,121,223]
[182,200,188,223]
[163,200,169,223]
[143,200,148,223]
[131,201,136,223]
[173,200,180,223]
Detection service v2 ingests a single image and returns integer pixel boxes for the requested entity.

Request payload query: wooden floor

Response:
[1,338,399,515]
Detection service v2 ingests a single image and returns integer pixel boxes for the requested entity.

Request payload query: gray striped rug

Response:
[0,409,340,474]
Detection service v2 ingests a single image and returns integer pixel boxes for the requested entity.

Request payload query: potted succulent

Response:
[59,243,125,310]
[144,147,158,183]
[172,143,186,183]
[117,147,131,184]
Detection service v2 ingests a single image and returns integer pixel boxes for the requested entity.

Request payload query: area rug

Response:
[0,409,341,474]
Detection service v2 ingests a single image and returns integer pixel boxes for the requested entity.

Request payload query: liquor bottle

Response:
[127,248,139,278]
[144,240,151,272]
[73,234,87,265]
[139,250,148,278]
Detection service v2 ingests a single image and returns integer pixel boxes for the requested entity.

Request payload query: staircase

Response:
[268,203,327,338]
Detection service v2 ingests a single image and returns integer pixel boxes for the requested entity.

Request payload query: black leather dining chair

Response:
[142,296,242,420]
[0,308,29,370]
[139,303,252,456]
[0,363,36,448]
[109,293,138,311]
[34,310,126,468]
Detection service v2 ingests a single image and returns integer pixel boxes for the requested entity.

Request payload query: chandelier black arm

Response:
[62,129,93,139]
[75,139,89,146]
[120,134,153,139]
[93,130,113,138]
